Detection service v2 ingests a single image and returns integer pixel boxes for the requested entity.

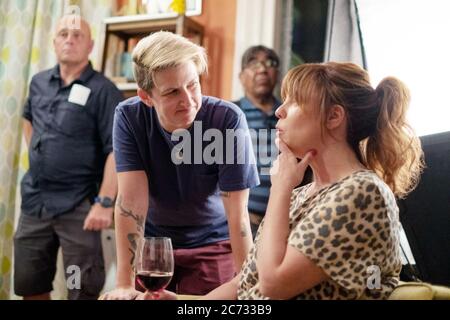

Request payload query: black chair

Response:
[398,131,450,286]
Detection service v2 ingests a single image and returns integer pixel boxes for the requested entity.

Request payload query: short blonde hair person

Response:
[132,31,208,93]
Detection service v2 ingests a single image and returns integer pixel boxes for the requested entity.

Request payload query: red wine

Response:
[136,271,172,291]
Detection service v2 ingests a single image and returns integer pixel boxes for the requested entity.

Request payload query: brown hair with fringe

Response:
[281,62,424,198]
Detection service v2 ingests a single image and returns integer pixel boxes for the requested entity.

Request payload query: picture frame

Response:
[142,0,202,17]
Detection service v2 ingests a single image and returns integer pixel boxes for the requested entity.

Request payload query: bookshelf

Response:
[99,14,204,98]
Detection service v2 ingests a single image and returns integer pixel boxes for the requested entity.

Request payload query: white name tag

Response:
[68,84,91,106]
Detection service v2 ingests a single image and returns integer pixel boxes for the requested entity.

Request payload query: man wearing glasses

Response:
[233,46,281,237]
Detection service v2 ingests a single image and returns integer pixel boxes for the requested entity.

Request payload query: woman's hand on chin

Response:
[271,139,315,191]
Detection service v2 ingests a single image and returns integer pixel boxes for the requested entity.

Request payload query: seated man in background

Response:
[234,45,311,236]
[101,31,259,299]
[14,15,123,300]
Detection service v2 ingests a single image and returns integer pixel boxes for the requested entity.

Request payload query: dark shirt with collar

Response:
[234,96,281,216]
[21,63,124,216]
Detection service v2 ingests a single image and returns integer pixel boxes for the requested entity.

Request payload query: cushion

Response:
[389,281,450,300]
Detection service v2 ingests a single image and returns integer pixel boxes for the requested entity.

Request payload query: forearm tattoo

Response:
[117,195,145,268]
[117,195,144,232]
[127,233,139,266]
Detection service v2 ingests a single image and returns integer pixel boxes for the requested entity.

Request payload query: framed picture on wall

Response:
[142,0,202,17]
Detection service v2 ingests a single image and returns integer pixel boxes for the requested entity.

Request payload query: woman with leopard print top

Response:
[140,62,424,300]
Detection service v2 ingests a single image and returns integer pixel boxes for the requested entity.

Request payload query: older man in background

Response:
[14,15,123,300]
[233,45,282,236]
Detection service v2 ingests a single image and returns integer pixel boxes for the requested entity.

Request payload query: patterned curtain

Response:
[0,0,115,300]
[0,0,63,300]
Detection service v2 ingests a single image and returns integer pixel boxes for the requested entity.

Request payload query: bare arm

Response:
[115,171,149,288]
[257,143,326,299]
[100,171,150,300]
[138,274,241,300]
[257,186,327,299]
[201,274,240,300]
[83,153,118,230]
[23,119,32,148]
[221,189,253,272]
[97,153,117,200]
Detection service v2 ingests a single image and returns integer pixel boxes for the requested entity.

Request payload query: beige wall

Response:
[192,0,237,100]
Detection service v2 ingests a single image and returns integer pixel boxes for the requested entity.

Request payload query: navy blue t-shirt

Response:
[113,96,259,248]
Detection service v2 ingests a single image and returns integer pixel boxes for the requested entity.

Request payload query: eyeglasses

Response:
[245,59,279,71]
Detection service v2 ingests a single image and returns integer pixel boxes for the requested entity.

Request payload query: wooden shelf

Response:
[103,15,203,38]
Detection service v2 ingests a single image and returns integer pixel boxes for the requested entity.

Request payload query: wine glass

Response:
[135,237,174,294]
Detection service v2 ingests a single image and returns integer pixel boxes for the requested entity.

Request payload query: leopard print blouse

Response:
[238,170,402,300]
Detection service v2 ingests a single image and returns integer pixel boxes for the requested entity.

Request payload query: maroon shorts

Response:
[136,240,235,295]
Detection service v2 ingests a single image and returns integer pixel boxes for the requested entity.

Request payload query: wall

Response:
[191,0,237,100]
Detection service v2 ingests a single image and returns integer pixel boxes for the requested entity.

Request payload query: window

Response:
[357,0,450,136]
[291,0,329,66]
